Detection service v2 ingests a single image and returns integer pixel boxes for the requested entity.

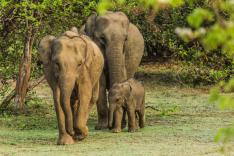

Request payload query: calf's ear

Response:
[122,83,132,99]
[38,35,56,65]
[124,84,135,106]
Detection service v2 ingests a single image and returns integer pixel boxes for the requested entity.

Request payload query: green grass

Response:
[0,63,233,156]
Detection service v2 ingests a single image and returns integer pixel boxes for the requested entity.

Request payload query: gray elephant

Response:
[81,11,144,129]
[108,78,145,133]
[38,28,104,145]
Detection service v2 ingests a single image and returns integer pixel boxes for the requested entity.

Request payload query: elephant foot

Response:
[57,134,75,145]
[68,129,75,137]
[139,124,144,128]
[75,134,87,141]
[74,126,88,141]
[128,128,137,133]
[95,122,108,130]
[112,128,121,133]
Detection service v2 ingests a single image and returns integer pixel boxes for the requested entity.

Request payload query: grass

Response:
[0,62,233,156]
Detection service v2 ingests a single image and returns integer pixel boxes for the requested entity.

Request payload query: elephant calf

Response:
[108,78,145,133]
[39,28,104,145]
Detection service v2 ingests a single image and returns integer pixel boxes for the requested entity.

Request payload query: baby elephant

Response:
[108,78,145,133]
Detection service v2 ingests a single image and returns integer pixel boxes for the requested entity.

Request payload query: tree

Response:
[1,0,59,111]
[0,0,96,111]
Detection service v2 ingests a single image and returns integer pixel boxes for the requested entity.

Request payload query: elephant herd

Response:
[38,11,145,145]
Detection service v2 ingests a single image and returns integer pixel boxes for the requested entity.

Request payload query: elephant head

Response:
[39,30,90,89]
[108,82,132,128]
[85,11,130,86]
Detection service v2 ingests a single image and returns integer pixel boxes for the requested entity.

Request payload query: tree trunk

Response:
[14,23,34,111]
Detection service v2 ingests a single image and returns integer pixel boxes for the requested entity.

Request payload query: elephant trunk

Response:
[108,104,115,129]
[106,42,127,87]
[59,74,76,136]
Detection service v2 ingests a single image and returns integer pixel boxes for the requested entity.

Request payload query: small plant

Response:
[0,83,11,102]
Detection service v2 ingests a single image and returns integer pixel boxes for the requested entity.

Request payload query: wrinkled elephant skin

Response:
[82,11,144,129]
[38,29,104,145]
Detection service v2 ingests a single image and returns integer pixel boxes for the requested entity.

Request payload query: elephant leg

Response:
[137,108,145,128]
[95,73,108,130]
[127,109,137,132]
[121,109,127,129]
[71,90,79,134]
[135,111,139,129]
[60,91,75,137]
[53,86,74,145]
[74,80,92,141]
[112,108,123,133]
[89,82,99,111]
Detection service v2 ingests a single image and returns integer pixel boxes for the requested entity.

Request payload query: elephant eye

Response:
[77,62,82,68]
[100,36,106,45]
[115,98,120,102]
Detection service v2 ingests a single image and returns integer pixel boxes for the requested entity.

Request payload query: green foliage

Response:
[0,83,11,101]
[97,0,114,15]
[176,0,234,144]
[210,80,234,110]
[202,24,234,59]
[215,126,234,143]
[128,0,231,85]
[187,8,214,29]
[0,0,97,80]
[1,0,231,85]
[97,0,184,14]
[179,65,230,85]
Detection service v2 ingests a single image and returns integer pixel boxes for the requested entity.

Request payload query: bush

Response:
[0,0,232,85]
[118,0,233,84]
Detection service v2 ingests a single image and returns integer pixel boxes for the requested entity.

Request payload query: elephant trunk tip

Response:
[108,119,113,130]
[108,110,114,130]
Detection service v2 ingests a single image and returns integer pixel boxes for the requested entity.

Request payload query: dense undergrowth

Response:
[0,0,232,86]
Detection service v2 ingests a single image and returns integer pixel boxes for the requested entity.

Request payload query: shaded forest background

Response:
[0,0,232,86]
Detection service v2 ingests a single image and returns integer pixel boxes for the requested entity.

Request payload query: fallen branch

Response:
[145,105,160,111]
[0,89,16,109]
[27,76,45,91]
[0,76,45,110]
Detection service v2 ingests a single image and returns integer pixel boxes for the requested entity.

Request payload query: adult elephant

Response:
[38,28,104,145]
[81,11,144,129]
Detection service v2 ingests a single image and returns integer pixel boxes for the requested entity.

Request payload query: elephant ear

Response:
[79,25,86,35]
[84,13,97,38]
[122,82,132,100]
[128,84,133,98]
[81,37,94,69]
[124,83,135,107]
[38,35,55,65]
[70,27,78,33]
